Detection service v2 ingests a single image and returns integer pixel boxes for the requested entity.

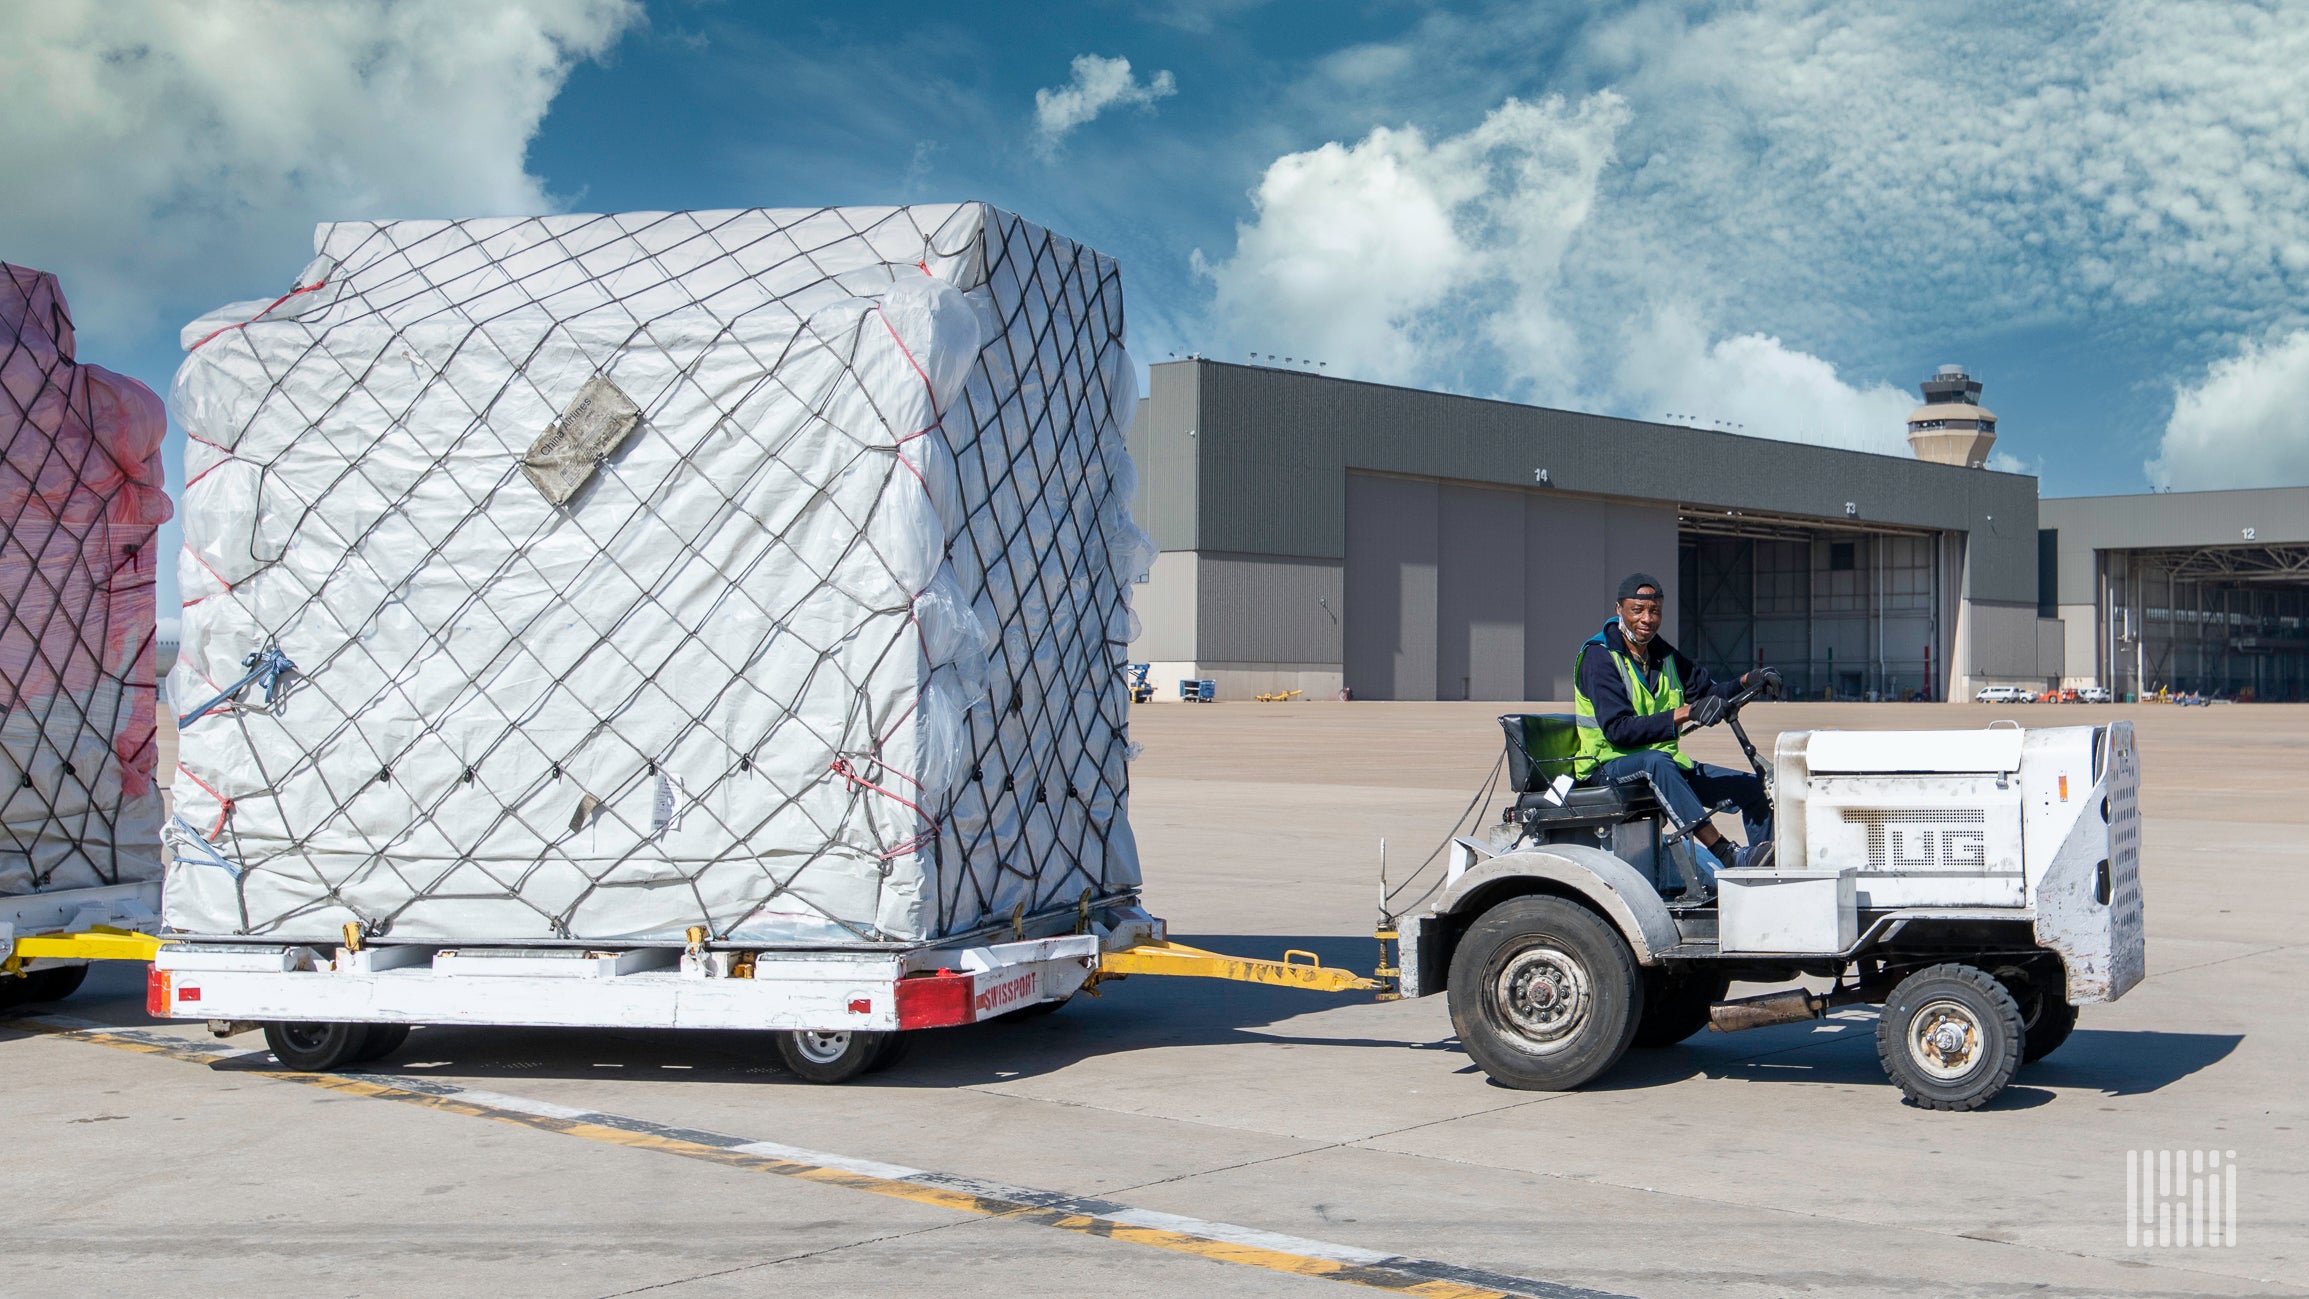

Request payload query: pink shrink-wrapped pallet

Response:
[1,264,173,894]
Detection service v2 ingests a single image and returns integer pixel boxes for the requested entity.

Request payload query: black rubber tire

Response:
[866,1030,913,1073]
[2020,996,2078,1063]
[775,1029,890,1084]
[1448,895,1643,1091]
[262,1021,375,1072]
[1998,967,2080,1064]
[1002,995,1070,1019]
[26,964,90,1003]
[1875,964,2025,1110]
[351,1023,412,1062]
[0,972,28,1011]
[1632,966,1729,1048]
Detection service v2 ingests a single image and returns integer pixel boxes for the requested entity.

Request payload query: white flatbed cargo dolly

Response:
[25,894,1382,1082]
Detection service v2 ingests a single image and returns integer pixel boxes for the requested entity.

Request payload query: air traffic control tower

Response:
[1906,364,1998,468]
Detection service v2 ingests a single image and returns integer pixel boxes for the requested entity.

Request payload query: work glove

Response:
[1744,666,1783,699]
[1687,693,1728,727]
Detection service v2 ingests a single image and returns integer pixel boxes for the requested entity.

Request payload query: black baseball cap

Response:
[1617,572,1664,602]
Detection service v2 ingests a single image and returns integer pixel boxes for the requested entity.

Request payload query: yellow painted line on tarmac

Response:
[5,1016,1629,1299]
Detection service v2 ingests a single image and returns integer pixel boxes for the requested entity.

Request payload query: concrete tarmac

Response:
[4,701,2303,1297]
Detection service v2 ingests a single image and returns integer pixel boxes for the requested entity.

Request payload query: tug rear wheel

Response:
[1633,966,1729,1048]
[1875,964,2024,1110]
[262,1021,374,1071]
[1448,896,1642,1090]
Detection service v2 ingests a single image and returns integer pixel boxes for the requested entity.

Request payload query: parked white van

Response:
[1975,684,2032,703]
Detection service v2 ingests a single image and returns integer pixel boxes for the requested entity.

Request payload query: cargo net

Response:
[1,264,171,895]
[167,205,1150,944]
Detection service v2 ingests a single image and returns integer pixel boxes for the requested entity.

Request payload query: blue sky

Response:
[10,1,2309,611]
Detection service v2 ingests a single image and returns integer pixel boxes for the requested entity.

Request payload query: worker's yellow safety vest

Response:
[1571,625,1691,778]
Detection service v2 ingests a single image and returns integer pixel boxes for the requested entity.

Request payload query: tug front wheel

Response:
[1996,964,2079,1063]
[1448,896,1642,1090]
[1875,964,2025,1110]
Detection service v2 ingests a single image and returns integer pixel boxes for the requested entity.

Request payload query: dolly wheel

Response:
[262,1021,375,1071]
[352,1023,412,1063]
[1,965,90,1008]
[1875,964,2024,1110]
[29,964,91,1003]
[1447,895,1642,1090]
[776,1029,895,1084]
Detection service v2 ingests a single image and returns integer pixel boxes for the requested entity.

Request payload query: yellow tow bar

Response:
[1096,940,1386,994]
[2,926,164,973]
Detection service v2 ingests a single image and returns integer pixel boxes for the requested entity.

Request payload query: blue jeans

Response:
[1595,750,1771,847]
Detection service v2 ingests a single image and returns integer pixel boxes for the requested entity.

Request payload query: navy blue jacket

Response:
[1577,619,1736,751]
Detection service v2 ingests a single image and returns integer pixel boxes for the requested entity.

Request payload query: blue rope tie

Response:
[177,646,296,728]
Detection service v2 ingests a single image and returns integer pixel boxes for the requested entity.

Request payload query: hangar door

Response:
[1344,472,1678,701]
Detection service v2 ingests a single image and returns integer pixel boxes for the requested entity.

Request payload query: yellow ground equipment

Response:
[2,926,163,971]
[1094,939,1382,993]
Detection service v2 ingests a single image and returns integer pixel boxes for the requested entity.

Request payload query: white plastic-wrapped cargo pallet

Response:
[166,204,1153,945]
[1,265,172,897]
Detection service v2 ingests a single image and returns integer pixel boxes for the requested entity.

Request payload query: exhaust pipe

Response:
[1708,989,1824,1033]
[1707,983,1871,1033]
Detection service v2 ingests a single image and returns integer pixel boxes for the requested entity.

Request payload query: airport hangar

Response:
[1123,358,2057,704]
[2042,486,2309,702]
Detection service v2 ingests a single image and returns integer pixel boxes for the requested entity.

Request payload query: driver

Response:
[1573,573,1780,886]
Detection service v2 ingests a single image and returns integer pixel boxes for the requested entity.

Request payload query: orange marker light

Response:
[2059,775,2069,801]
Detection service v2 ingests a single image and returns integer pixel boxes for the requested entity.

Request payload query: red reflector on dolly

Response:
[847,998,871,1015]
[895,970,974,1029]
[145,968,171,1017]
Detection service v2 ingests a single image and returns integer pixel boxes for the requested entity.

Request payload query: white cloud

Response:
[1196,96,1624,389]
[2149,331,2309,490]
[1196,93,1916,453]
[1139,0,1274,34]
[1987,451,2043,478]
[1611,307,1920,456]
[0,0,641,341]
[1232,1,2309,482]
[1575,0,2309,356]
[1033,55,1176,158]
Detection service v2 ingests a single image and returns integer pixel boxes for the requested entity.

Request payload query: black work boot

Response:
[1670,836,1725,904]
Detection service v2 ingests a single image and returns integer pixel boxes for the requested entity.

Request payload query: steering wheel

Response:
[1679,675,1772,735]
[1677,671,1779,788]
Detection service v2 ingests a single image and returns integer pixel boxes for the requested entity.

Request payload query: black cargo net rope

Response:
[1,264,165,893]
[172,207,1137,941]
